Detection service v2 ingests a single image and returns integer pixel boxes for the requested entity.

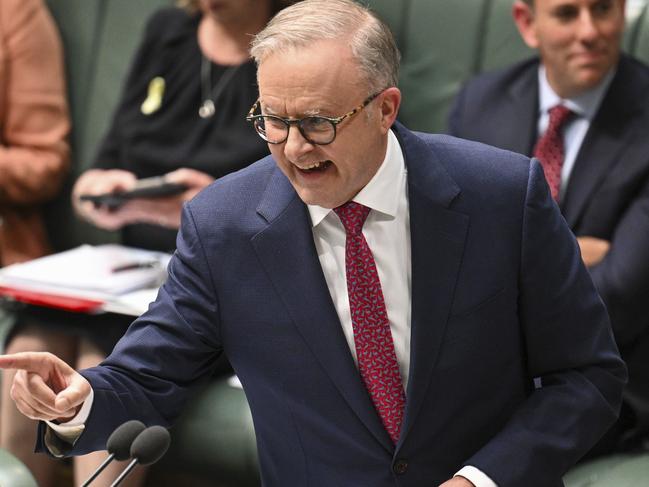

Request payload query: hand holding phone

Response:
[74,168,213,230]
[79,176,188,210]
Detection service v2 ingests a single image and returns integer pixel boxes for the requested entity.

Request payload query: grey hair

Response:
[250,0,400,92]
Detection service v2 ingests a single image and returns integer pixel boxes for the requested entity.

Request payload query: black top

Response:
[94,7,269,251]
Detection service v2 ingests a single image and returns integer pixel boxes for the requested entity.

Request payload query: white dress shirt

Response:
[52,129,496,486]
[537,65,615,200]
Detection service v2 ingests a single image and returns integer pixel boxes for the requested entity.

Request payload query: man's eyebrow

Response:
[260,104,323,118]
[261,103,278,115]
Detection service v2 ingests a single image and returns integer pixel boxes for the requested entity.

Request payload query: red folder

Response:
[0,286,104,313]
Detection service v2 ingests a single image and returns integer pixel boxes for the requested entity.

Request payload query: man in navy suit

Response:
[448,0,649,456]
[0,1,626,485]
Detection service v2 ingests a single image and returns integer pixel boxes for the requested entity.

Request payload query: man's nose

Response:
[283,125,314,161]
[576,10,599,43]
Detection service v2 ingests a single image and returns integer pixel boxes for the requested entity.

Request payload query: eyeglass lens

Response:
[254,116,336,144]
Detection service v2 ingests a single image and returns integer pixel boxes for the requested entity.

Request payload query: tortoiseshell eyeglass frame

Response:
[245,91,383,145]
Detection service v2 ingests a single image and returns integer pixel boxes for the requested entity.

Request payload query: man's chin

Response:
[295,189,346,209]
[576,69,609,89]
[559,68,610,97]
[295,189,327,208]
[578,56,617,80]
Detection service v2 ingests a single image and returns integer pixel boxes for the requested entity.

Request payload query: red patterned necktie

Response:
[533,104,574,201]
[334,201,405,445]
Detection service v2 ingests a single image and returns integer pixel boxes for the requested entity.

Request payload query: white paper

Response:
[0,244,172,316]
[102,288,161,316]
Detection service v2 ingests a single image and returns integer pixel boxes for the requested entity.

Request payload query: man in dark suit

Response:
[0,1,626,486]
[448,0,649,456]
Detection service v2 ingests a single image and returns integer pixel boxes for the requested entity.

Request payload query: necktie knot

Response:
[334,201,371,235]
[547,104,573,131]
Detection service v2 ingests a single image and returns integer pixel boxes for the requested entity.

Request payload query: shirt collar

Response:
[308,129,405,227]
[538,64,616,120]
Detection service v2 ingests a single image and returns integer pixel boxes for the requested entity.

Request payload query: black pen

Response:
[111,261,159,273]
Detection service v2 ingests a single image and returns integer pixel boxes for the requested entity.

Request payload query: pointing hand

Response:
[0,352,91,422]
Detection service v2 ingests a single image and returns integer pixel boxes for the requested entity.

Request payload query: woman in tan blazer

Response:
[0,0,69,484]
[0,0,69,267]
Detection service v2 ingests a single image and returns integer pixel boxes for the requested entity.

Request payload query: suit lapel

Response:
[560,118,629,227]
[251,169,394,452]
[561,58,643,227]
[391,126,469,445]
[503,66,539,156]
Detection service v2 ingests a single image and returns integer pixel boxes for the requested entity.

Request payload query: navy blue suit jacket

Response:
[448,56,649,434]
[52,124,625,486]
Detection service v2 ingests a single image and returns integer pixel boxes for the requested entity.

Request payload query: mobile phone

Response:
[79,176,188,210]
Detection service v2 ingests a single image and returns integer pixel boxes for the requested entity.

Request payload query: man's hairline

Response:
[254,40,378,113]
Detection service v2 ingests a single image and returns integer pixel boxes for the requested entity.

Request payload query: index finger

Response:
[0,352,57,376]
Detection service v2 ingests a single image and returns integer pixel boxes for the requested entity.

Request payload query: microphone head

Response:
[130,426,171,465]
[106,420,146,461]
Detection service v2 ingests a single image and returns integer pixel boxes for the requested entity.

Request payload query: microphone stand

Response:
[109,458,139,487]
[81,453,115,487]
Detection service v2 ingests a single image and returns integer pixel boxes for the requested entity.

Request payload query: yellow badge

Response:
[141,77,165,115]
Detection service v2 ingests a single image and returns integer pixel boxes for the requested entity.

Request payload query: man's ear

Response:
[378,87,401,134]
[512,0,540,49]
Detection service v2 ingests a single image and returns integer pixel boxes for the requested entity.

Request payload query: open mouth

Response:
[296,160,333,173]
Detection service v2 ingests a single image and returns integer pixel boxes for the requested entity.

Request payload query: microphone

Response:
[109,425,171,487]
[81,420,146,487]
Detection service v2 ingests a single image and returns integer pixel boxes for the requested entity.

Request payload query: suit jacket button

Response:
[393,459,408,475]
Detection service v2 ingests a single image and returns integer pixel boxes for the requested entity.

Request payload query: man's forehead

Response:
[257,39,359,79]
[257,68,349,106]
[258,87,360,117]
[256,44,367,112]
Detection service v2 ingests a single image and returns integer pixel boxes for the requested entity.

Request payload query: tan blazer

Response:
[0,0,70,266]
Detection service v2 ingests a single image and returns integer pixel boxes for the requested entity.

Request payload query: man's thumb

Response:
[54,376,90,412]
[54,395,71,411]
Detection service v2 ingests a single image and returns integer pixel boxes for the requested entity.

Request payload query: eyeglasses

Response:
[246,92,382,146]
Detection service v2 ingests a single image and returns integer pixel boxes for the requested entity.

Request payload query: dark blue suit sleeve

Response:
[466,160,627,486]
[44,204,224,455]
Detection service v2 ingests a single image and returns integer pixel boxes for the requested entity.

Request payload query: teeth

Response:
[301,161,322,170]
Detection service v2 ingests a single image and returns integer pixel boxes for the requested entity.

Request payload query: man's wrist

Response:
[45,388,94,444]
[454,465,497,487]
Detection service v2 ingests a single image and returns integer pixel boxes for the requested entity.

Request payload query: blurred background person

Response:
[0,0,69,268]
[1,1,294,486]
[448,0,649,459]
[0,0,69,481]
[72,0,283,249]
[0,0,69,471]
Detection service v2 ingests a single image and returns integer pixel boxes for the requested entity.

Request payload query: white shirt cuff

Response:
[45,388,94,443]
[455,465,498,487]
